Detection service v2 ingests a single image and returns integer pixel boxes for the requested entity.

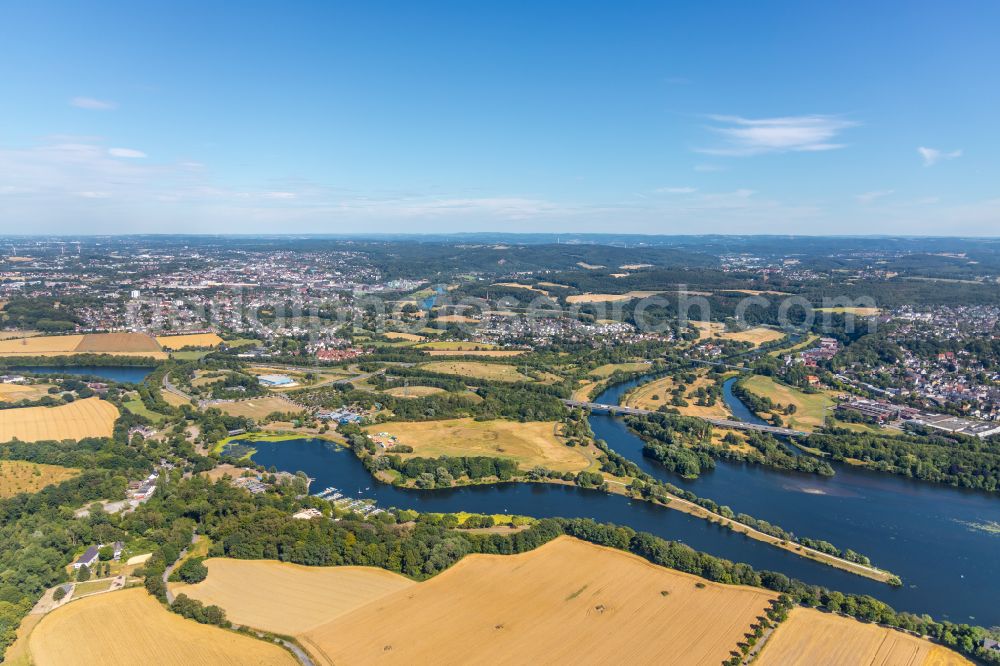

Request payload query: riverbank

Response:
[239,429,897,584]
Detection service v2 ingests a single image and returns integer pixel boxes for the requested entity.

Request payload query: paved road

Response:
[562,399,810,437]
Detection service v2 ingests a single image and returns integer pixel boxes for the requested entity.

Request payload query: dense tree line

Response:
[804,428,1000,492]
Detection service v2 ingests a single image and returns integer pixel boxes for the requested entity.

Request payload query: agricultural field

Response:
[300,536,777,666]
[0,460,80,497]
[364,418,595,473]
[415,341,500,350]
[76,332,161,353]
[383,331,426,342]
[0,329,41,340]
[0,382,55,402]
[212,396,300,420]
[423,350,525,357]
[172,559,415,635]
[588,361,652,378]
[492,282,551,296]
[418,361,530,382]
[26,588,297,666]
[0,397,119,442]
[625,373,732,419]
[383,385,446,398]
[757,607,970,666]
[565,290,662,303]
[0,332,168,358]
[155,333,224,349]
[432,314,479,323]
[814,306,882,316]
[162,389,193,407]
[692,322,784,346]
[742,375,837,431]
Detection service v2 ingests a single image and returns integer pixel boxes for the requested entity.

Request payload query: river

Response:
[592,374,1000,625]
[246,373,999,624]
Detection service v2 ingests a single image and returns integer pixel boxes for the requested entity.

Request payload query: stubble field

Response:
[155,333,224,349]
[0,460,80,497]
[300,536,777,665]
[27,588,297,665]
[363,417,595,472]
[756,607,970,666]
[418,360,530,382]
[0,397,119,442]
[171,559,415,635]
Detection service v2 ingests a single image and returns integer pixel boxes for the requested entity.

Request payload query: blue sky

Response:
[1,1,998,235]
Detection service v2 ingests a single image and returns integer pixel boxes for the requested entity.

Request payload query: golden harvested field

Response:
[162,390,192,407]
[565,290,663,303]
[213,397,299,420]
[625,374,732,419]
[0,329,40,340]
[156,333,224,349]
[0,334,84,354]
[383,331,426,342]
[28,588,297,666]
[172,559,415,635]
[815,306,882,316]
[364,418,594,472]
[588,361,652,377]
[0,382,55,402]
[383,385,446,398]
[693,322,784,346]
[0,397,119,442]
[423,349,525,357]
[742,375,837,431]
[0,332,167,358]
[432,314,479,323]
[572,379,600,401]
[76,332,161,352]
[757,607,971,666]
[0,460,80,497]
[419,360,530,382]
[415,341,499,350]
[301,536,777,666]
[492,282,551,296]
[722,327,785,345]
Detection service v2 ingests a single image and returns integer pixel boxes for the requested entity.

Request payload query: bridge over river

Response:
[561,399,810,437]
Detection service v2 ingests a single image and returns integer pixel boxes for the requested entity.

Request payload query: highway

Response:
[562,399,810,437]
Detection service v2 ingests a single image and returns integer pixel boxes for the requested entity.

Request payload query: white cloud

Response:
[655,186,697,194]
[263,191,297,199]
[856,190,894,204]
[76,191,112,199]
[917,146,962,167]
[108,147,147,158]
[70,96,117,110]
[700,114,858,156]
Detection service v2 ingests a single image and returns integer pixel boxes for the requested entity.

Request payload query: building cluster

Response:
[317,408,365,424]
[798,337,839,366]
[231,470,298,494]
[837,398,1000,439]
[474,314,665,349]
[72,541,124,570]
[126,473,158,505]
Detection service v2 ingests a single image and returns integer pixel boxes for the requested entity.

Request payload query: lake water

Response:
[244,373,1000,625]
[13,365,154,383]
[592,374,1000,625]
